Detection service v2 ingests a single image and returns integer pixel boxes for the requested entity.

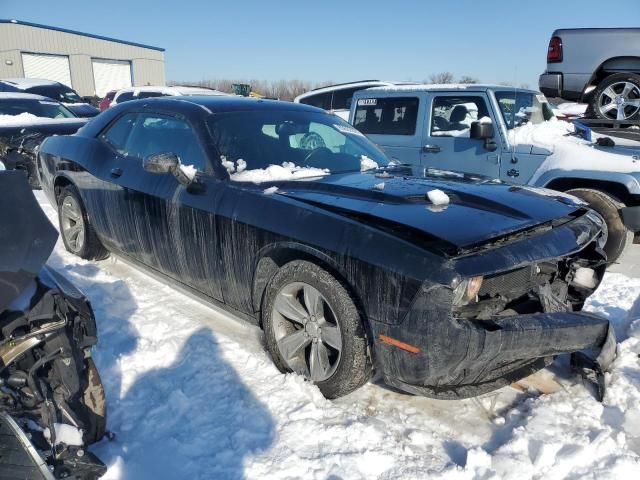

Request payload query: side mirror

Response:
[470,120,498,152]
[469,121,494,140]
[143,152,180,174]
[143,152,196,186]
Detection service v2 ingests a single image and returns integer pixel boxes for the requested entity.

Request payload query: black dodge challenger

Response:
[38,96,615,400]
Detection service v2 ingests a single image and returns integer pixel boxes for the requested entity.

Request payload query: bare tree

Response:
[428,72,455,84]
[458,76,480,84]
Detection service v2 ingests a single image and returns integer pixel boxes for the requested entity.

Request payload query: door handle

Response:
[422,145,441,153]
[507,169,520,177]
[110,167,123,178]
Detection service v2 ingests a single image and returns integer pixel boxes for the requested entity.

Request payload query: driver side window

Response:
[430,96,489,137]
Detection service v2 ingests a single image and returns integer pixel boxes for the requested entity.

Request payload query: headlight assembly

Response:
[452,276,484,307]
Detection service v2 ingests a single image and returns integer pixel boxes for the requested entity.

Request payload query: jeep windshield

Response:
[207,110,391,177]
[495,91,555,129]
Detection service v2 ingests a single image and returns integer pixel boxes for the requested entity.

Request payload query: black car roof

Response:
[137,95,325,113]
[80,95,329,138]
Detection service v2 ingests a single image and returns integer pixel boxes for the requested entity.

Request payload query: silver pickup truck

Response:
[348,84,640,263]
[539,28,640,121]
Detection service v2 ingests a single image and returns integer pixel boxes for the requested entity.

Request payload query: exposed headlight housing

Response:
[452,276,484,307]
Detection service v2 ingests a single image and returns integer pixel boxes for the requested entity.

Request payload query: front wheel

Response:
[566,188,632,263]
[262,260,372,399]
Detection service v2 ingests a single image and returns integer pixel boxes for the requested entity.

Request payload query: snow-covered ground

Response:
[35,192,640,480]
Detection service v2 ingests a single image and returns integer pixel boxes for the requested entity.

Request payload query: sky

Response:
[2,0,639,88]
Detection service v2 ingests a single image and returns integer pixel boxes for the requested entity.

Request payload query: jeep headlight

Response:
[452,276,484,307]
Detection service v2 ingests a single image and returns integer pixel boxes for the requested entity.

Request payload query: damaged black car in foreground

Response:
[0,172,106,479]
[39,96,615,401]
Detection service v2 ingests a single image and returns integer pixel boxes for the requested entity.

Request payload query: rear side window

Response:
[115,92,135,103]
[137,91,167,99]
[299,92,331,110]
[330,87,361,110]
[353,97,419,135]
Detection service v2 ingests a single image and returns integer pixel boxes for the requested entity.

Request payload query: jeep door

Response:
[352,94,424,165]
[421,92,501,177]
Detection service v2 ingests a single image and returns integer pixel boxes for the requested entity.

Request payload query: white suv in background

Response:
[294,80,416,120]
[111,85,227,106]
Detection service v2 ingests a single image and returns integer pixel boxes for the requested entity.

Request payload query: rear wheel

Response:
[262,260,372,399]
[58,185,109,260]
[589,73,640,121]
[566,188,632,263]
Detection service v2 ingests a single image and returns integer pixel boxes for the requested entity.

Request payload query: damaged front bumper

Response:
[372,306,616,400]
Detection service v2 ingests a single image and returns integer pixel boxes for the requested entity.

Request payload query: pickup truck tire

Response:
[590,73,640,121]
[566,188,631,263]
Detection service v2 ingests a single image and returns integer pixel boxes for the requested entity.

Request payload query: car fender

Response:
[533,169,640,196]
[251,241,352,315]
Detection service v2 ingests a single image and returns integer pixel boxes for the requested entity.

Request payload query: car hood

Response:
[0,171,57,311]
[272,170,586,251]
[0,117,88,136]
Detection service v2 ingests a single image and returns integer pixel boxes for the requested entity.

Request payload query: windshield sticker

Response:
[357,98,377,106]
[334,124,365,136]
[536,94,548,103]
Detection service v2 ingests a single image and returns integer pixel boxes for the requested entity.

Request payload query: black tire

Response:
[262,260,372,399]
[57,185,109,261]
[82,358,107,444]
[566,188,632,263]
[589,73,640,121]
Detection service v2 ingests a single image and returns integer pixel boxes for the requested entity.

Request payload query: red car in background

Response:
[99,90,117,111]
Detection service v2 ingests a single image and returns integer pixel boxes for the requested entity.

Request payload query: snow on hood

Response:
[0,112,84,127]
[230,161,330,183]
[508,119,640,183]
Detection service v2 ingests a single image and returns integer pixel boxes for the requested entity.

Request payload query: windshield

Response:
[495,91,555,129]
[27,85,84,104]
[0,99,76,118]
[207,110,390,179]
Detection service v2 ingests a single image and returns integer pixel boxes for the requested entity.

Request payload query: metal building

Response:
[0,19,165,97]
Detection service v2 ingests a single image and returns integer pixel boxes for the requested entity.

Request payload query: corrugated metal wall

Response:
[0,22,165,97]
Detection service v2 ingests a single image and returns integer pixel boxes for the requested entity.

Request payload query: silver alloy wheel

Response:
[271,282,342,382]
[60,195,85,253]
[597,81,640,120]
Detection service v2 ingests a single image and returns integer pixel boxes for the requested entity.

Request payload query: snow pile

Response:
[44,423,84,447]
[263,186,279,195]
[230,161,329,183]
[0,112,83,126]
[427,188,450,205]
[508,119,640,183]
[360,155,379,171]
[372,182,385,191]
[178,164,197,181]
[34,191,640,480]
[556,102,588,117]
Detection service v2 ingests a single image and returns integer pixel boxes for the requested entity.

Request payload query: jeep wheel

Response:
[566,188,632,263]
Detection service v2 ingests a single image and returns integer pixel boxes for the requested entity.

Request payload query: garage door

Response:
[22,53,72,87]
[92,59,132,97]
